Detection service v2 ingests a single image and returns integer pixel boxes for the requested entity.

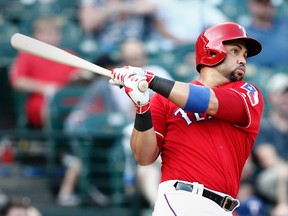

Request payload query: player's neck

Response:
[198,69,229,87]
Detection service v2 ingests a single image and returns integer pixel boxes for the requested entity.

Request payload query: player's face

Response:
[216,41,248,82]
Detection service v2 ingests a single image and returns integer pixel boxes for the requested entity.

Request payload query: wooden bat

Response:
[10,33,148,92]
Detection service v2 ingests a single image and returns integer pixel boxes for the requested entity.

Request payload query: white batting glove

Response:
[109,66,155,87]
[124,75,151,114]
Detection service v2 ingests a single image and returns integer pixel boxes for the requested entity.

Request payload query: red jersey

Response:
[10,52,78,127]
[150,80,264,198]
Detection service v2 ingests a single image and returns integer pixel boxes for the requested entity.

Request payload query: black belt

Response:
[174,181,239,212]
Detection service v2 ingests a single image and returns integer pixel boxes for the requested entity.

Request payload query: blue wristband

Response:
[183,84,210,113]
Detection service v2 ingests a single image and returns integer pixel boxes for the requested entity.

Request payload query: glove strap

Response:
[135,101,151,114]
[145,71,155,85]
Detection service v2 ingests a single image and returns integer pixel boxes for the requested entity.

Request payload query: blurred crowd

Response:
[0,0,288,215]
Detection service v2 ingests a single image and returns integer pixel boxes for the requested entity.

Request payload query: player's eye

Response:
[231,47,240,54]
[230,47,247,58]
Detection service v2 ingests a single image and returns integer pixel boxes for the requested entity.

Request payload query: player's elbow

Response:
[136,157,157,166]
[134,150,159,166]
[205,89,219,115]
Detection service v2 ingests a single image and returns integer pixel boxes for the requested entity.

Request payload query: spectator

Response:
[9,15,83,129]
[136,157,161,209]
[116,39,172,208]
[64,39,173,207]
[253,73,288,215]
[0,196,42,216]
[149,0,229,51]
[66,38,174,130]
[58,54,118,207]
[242,0,288,69]
[121,123,161,211]
[118,38,174,88]
[234,156,267,216]
[8,15,88,207]
[78,0,156,53]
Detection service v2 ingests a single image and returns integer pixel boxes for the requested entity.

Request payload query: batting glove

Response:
[109,66,155,87]
[124,74,151,114]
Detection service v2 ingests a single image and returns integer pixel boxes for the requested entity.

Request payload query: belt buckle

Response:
[222,196,236,212]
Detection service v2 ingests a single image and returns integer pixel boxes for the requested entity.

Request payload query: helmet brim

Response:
[225,37,262,57]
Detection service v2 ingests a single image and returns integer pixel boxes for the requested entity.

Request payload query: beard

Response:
[215,63,245,82]
[227,66,245,82]
[229,71,241,82]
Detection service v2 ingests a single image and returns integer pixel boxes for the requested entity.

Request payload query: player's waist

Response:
[159,180,239,212]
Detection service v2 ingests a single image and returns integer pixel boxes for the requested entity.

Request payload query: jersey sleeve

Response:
[213,81,264,135]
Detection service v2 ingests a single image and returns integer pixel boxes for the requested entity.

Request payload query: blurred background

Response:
[0,0,288,215]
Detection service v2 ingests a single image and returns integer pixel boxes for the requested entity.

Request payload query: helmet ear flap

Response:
[203,48,226,66]
[206,50,216,58]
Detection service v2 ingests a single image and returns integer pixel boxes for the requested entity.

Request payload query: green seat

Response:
[12,91,29,129]
[48,85,87,130]
[0,18,19,67]
[46,84,87,193]
[72,112,130,206]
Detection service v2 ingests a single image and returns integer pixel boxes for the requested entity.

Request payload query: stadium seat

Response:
[0,18,19,67]
[45,84,87,193]
[72,112,129,206]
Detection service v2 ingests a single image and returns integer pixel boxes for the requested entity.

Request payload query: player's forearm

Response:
[169,81,218,115]
[130,127,159,165]
[150,77,219,115]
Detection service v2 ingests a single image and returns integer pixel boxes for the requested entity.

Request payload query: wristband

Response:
[183,84,210,113]
[149,76,175,98]
[134,111,153,132]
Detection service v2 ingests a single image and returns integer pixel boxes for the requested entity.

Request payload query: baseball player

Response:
[110,22,264,215]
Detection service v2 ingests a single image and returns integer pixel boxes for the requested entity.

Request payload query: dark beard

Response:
[229,69,243,82]
[229,71,239,82]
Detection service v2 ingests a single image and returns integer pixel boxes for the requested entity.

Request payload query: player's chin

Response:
[236,73,244,81]
[235,68,246,80]
[230,72,243,82]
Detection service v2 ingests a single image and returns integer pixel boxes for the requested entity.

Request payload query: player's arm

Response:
[166,81,219,115]
[110,68,160,165]
[151,77,248,125]
[110,66,218,115]
[111,66,248,123]
[130,124,159,165]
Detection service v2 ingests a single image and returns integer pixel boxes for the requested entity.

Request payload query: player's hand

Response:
[109,66,155,87]
[124,74,151,114]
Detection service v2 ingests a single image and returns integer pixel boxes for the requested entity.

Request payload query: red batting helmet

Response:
[195,22,262,72]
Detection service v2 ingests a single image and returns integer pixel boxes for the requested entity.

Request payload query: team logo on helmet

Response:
[238,25,247,37]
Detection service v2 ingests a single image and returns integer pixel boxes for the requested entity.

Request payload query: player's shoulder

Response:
[221,80,262,93]
[225,81,264,107]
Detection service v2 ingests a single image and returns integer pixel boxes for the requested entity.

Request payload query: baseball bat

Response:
[10,33,148,92]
